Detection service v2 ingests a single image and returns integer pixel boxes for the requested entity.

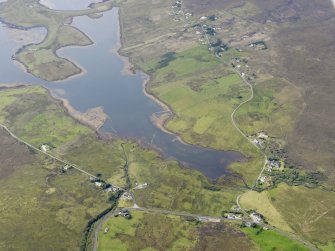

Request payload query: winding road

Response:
[0,2,319,250]
[91,2,320,251]
[230,70,268,186]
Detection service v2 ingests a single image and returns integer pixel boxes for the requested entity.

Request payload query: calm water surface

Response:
[0,8,244,179]
[39,0,101,10]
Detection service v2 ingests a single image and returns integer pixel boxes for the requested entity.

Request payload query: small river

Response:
[0,6,244,179]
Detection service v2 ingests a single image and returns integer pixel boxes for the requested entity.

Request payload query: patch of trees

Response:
[208,15,218,21]
[205,27,216,36]
[80,191,122,251]
[210,39,229,54]
[203,184,222,191]
[156,52,177,69]
[269,170,320,188]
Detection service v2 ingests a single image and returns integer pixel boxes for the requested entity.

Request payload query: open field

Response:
[0,85,91,148]
[144,47,265,184]
[267,184,335,250]
[126,142,243,216]
[240,183,335,250]
[63,135,128,188]
[0,85,127,249]
[243,226,310,251]
[98,211,255,251]
[0,86,245,217]
[0,85,255,249]
[98,210,313,251]
[235,77,304,139]
[118,0,335,184]
[0,0,334,249]
[0,126,111,250]
[0,0,115,81]
[269,12,335,186]
[117,0,335,247]
[240,190,293,233]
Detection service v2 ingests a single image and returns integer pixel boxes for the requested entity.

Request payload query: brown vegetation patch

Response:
[184,0,245,15]
[266,4,335,184]
[0,129,36,179]
[194,222,255,251]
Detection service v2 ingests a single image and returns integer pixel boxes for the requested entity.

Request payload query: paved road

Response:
[93,205,319,251]
[127,207,225,222]
[92,205,241,251]
[230,70,268,186]
[0,123,123,190]
[92,208,120,251]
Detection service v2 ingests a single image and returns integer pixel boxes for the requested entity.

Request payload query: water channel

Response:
[0,5,244,179]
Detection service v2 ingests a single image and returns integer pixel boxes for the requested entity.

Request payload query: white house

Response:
[41,144,50,152]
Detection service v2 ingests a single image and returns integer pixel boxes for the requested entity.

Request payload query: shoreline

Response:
[60,98,108,131]
[0,2,113,83]
[3,5,244,157]
[116,8,191,146]
[116,9,241,152]
[45,87,108,133]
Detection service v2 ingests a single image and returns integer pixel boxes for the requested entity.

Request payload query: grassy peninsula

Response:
[0,0,115,81]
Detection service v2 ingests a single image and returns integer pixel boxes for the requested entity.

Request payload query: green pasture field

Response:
[146,47,264,185]
[243,226,310,251]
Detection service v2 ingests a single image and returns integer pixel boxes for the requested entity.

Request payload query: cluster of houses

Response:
[249,132,270,148]
[231,56,257,83]
[259,158,282,185]
[170,0,191,22]
[225,213,242,220]
[223,208,265,228]
[193,22,227,56]
[258,175,270,185]
[250,212,264,223]
[173,0,181,9]
[267,159,281,172]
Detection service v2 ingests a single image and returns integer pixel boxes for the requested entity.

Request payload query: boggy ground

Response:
[0,85,116,250]
[0,85,252,249]
[97,211,311,251]
[0,0,115,81]
[117,0,335,249]
[240,184,335,250]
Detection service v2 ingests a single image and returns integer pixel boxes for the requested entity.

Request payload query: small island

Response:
[0,0,115,81]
